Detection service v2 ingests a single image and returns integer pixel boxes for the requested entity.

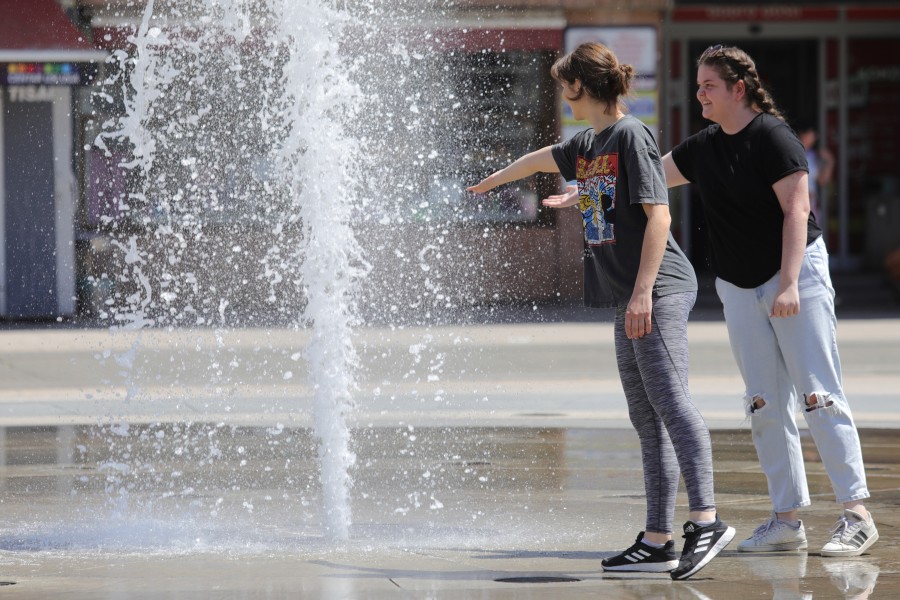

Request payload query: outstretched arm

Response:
[467,146,559,194]
[542,152,691,209]
[661,152,690,188]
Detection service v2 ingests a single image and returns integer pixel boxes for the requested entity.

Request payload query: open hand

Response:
[542,184,579,208]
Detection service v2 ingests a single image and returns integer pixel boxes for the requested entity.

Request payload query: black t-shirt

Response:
[671,112,822,289]
[552,116,697,308]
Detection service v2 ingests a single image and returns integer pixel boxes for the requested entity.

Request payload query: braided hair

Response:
[551,42,635,115]
[698,44,784,121]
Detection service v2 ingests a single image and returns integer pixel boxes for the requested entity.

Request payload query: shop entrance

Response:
[0,84,77,320]
[2,88,59,318]
[686,39,819,129]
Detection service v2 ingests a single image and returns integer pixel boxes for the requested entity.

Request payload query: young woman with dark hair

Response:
[468,42,734,580]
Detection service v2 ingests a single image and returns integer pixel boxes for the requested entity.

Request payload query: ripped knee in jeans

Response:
[744,393,840,417]
[804,392,837,414]
[745,394,767,416]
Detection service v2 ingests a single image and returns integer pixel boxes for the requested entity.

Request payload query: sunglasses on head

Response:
[702,44,747,80]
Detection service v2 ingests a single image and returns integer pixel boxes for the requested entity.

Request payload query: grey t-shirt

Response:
[552,115,696,308]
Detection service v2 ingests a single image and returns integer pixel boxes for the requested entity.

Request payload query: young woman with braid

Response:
[662,45,879,556]
[468,42,734,580]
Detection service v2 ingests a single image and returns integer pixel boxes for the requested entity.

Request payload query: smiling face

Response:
[696,64,741,124]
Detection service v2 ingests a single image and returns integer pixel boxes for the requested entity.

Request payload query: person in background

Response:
[795,121,834,226]
[468,41,734,580]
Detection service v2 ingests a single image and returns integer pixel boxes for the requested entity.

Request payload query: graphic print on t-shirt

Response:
[576,153,617,246]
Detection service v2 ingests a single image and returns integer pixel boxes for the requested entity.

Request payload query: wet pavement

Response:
[0,316,898,598]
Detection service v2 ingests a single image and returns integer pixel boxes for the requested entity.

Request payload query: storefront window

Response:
[845,38,900,262]
[85,41,558,230]
[420,50,558,225]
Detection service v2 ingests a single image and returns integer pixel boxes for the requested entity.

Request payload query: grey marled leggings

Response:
[614,291,715,534]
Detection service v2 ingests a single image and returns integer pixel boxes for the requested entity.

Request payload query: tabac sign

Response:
[1,62,98,86]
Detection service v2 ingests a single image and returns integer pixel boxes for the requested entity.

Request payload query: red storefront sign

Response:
[673,6,838,21]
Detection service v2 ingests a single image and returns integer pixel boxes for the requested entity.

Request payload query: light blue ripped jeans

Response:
[715,236,869,513]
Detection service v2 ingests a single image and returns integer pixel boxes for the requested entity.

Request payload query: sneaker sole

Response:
[737,540,808,553]
[671,526,736,581]
[820,530,879,557]
[602,560,678,573]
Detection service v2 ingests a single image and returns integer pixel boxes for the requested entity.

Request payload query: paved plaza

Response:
[0,308,898,598]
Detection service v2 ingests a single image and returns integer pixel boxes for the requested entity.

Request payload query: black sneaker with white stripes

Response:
[670,517,735,580]
[601,532,679,572]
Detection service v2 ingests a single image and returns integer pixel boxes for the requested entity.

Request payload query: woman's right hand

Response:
[541,184,579,208]
[467,174,498,195]
[468,147,560,195]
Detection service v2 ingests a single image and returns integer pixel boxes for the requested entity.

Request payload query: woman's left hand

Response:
[625,292,653,339]
[541,184,579,208]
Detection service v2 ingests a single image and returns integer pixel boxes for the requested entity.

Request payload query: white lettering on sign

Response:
[8,86,56,102]
[707,7,804,20]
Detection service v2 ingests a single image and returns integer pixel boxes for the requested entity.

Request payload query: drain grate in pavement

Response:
[495,576,580,584]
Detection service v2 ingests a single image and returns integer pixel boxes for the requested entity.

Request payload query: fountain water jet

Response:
[101,0,369,539]
[88,0,545,545]
[272,0,369,540]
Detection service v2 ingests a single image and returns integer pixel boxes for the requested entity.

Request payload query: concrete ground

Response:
[0,310,898,598]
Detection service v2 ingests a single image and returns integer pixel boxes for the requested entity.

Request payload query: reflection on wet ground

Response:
[0,425,897,598]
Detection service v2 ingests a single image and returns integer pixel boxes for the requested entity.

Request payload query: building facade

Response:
[1,0,898,320]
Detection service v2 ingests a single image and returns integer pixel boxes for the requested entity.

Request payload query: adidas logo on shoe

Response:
[626,549,652,563]
[693,531,714,554]
[601,532,679,573]
[671,518,736,580]
[821,510,880,557]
